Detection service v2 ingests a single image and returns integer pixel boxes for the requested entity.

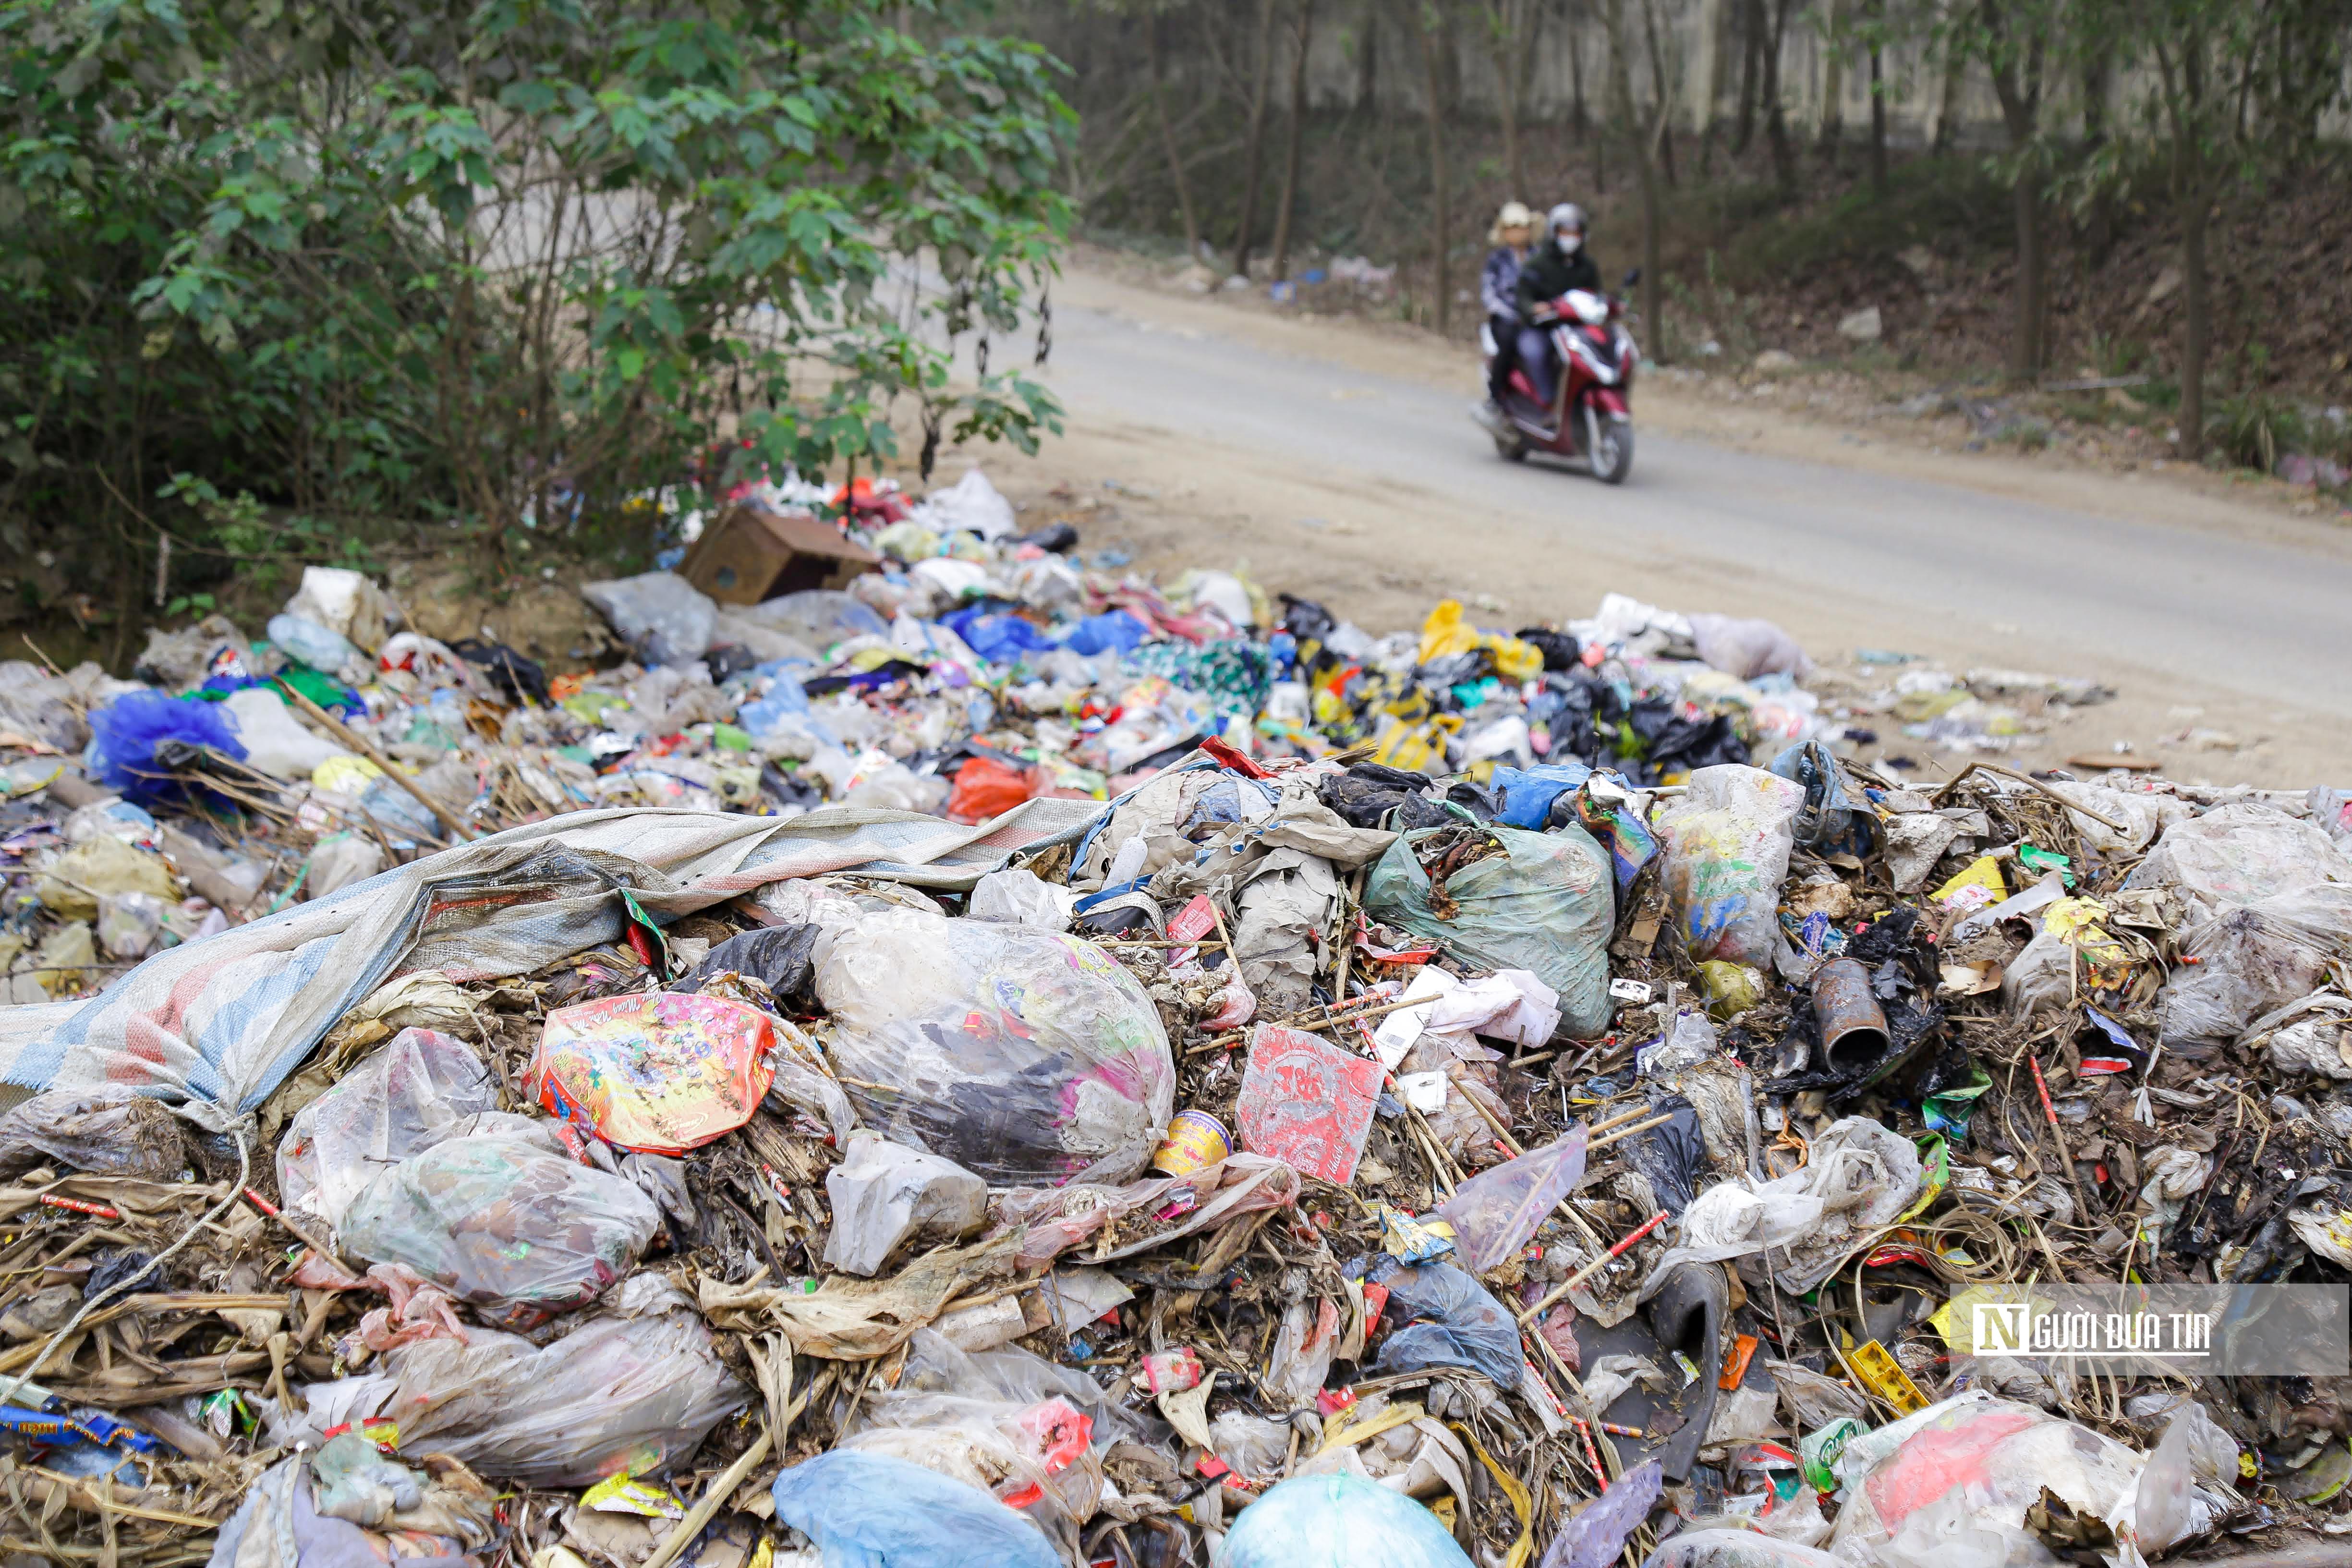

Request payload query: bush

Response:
[0,0,1071,622]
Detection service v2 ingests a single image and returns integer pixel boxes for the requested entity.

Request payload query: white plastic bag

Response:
[307,833,386,899]
[917,467,1018,540]
[581,571,717,667]
[1656,765,1806,969]
[277,1028,499,1240]
[223,686,351,778]
[824,1132,989,1277]
[284,566,395,653]
[968,868,1076,931]
[1686,613,1812,681]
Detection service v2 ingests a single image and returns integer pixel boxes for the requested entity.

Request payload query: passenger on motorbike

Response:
[1478,201,1536,426]
[1513,203,1602,410]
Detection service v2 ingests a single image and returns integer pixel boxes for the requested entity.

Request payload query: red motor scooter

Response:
[1477,268,1640,484]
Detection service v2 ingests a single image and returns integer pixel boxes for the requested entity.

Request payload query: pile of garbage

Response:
[0,463,2344,1568]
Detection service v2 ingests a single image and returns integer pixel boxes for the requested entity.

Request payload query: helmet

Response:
[1548,202,1587,250]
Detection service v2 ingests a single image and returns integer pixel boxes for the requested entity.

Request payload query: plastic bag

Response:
[337,1119,662,1327]
[737,588,890,653]
[967,868,1074,932]
[770,1450,1058,1568]
[1264,1297,1343,1407]
[2125,802,2352,921]
[581,571,717,667]
[283,566,395,653]
[267,614,361,676]
[88,690,249,802]
[814,909,1176,1186]
[2157,886,2352,1046]
[947,756,1040,823]
[1221,1472,1472,1568]
[1432,1128,1588,1275]
[306,833,384,899]
[1539,1459,1661,1568]
[1643,1530,1845,1568]
[1489,762,1594,829]
[95,889,171,958]
[276,1027,498,1238]
[1828,1394,2145,1568]
[1752,1117,1920,1295]
[918,467,1019,541]
[224,686,351,778]
[0,1087,188,1179]
[1363,822,1615,1038]
[32,833,178,921]
[1686,614,1812,680]
[296,1276,746,1487]
[530,991,779,1154]
[1370,1261,1523,1388]
[1637,1179,1823,1299]
[1656,766,1806,969]
[824,1132,990,1276]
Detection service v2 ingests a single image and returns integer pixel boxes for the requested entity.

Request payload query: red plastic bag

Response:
[1234,1023,1382,1185]
[529,992,778,1154]
[947,756,1039,824]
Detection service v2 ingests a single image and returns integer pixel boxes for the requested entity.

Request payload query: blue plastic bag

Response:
[1490,761,1594,829]
[769,1451,1058,1568]
[941,609,1053,666]
[1222,1472,1472,1568]
[1062,609,1149,657]
[87,690,247,803]
[1370,1260,1524,1388]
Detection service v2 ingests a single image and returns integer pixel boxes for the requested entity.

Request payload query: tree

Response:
[1231,0,1283,278]
[1950,0,2062,382]
[1603,0,1675,359]
[0,0,1073,609]
[1478,0,1547,194]
[1408,0,1457,333]
[1272,0,1320,279]
[1146,6,1207,260]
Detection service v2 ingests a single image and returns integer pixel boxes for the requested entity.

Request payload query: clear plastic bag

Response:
[0,1087,188,1179]
[824,1132,989,1277]
[267,614,362,676]
[1220,1473,1472,1568]
[1362,823,1616,1037]
[277,1027,499,1240]
[735,588,891,652]
[1656,765,1806,969]
[1686,613,1812,681]
[1538,1458,1661,1568]
[337,1119,662,1327]
[967,868,1074,931]
[1827,1393,2145,1568]
[2157,887,2352,1046]
[295,1276,746,1487]
[769,1450,1059,1568]
[1644,1530,1845,1568]
[95,889,170,958]
[2125,802,2352,921]
[1431,1128,1588,1276]
[580,571,717,668]
[814,909,1176,1186]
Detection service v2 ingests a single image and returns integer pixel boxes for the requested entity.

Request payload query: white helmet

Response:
[1548,202,1587,251]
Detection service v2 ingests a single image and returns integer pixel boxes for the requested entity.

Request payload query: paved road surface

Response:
[1029,273,2352,743]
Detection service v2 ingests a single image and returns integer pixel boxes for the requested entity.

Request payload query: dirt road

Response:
[979,263,2352,789]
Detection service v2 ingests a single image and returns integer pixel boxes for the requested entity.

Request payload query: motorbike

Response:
[1476,268,1640,484]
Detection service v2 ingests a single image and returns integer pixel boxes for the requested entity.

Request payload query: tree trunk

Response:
[1232,0,1281,279]
[2011,166,2044,381]
[1606,0,1664,361]
[2181,189,2207,461]
[1817,0,1845,157]
[1567,1,1589,137]
[1272,0,1318,280]
[1356,0,1379,112]
[1148,14,1204,260]
[1643,0,1678,190]
[1733,0,1761,154]
[1415,5,1452,335]
[2081,56,2113,263]
[1761,0,1795,193]
[1868,36,1887,194]
[1931,48,1964,154]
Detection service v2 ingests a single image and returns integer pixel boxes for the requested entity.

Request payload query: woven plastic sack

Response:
[529,992,778,1154]
[1362,823,1615,1038]
[1655,765,1805,969]
[337,1118,661,1327]
[814,908,1176,1186]
[277,1028,498,1240]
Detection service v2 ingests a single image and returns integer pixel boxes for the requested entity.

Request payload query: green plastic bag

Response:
[1363,822,1615,1037]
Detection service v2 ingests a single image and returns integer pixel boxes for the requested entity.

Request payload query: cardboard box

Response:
[679,504,880,605]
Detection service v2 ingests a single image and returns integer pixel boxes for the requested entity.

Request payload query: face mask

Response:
[1558,232,1583,254]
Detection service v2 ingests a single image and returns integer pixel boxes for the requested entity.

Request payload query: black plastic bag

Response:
[674,925,822,1007]
[1515,627,1582,671]
[451,639,551,705]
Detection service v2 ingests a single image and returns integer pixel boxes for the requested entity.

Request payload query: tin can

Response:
[1151,1110,1231,1176]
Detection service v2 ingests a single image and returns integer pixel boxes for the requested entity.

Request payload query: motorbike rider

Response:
[1477,201,1536,428]
[1513,203,1602,411]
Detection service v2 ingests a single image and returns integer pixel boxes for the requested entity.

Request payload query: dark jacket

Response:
[1480,246,1526,322]
[1515,239,1602,320]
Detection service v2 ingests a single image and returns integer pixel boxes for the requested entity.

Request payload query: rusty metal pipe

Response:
[1812,956,1890,1072]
